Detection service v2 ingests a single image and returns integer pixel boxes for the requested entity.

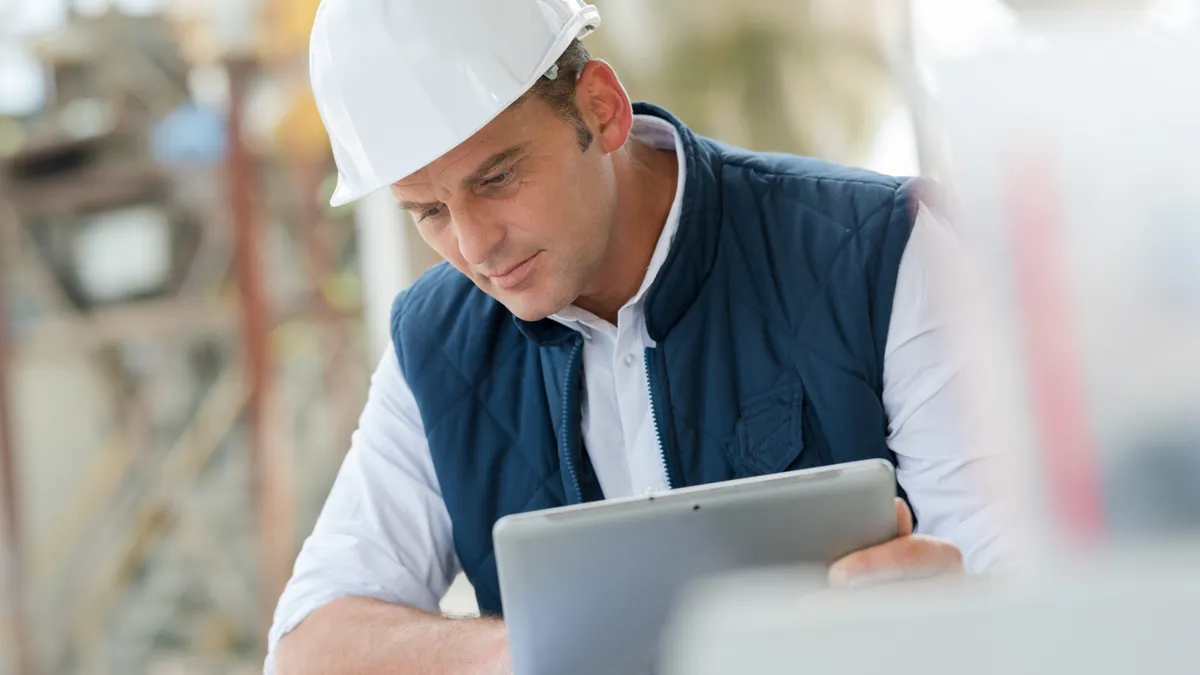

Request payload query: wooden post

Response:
[0,185,36,675]
[225,56,292,632]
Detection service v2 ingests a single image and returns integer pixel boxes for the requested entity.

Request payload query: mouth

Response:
[486,252,541,291]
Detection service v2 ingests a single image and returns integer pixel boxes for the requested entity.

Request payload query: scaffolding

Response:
[0,8,376,674]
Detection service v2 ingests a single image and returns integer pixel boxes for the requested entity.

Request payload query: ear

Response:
[574,59,633,155]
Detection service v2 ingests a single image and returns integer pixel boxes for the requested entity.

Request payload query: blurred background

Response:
[1,1,1197,674]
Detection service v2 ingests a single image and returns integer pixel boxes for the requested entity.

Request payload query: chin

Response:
[504,299,559,323]
[499,288,574,323]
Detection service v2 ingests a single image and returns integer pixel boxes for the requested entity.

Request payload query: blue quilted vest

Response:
[391,103,919,615]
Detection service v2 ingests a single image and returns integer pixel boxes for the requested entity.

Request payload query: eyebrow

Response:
[396,143,530,213]
[461,143,530,189]
[397,198,440,213]
[397,196,436,210]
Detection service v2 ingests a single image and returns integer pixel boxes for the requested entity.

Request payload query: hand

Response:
[827,498,964,589]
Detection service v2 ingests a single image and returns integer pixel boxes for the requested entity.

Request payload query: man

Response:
[269,1,1010,673]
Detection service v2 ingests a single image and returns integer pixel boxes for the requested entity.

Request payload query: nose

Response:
[453,204,506,268]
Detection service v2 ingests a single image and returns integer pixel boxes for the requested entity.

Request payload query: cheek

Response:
[529,177,598,233]
[497,188,561,242]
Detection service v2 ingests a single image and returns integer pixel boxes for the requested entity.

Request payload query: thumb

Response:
[895,498,914,537]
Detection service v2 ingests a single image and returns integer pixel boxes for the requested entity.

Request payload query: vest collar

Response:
[635,103,723,343]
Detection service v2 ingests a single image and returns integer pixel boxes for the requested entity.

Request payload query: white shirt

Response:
[265,117,1011,672]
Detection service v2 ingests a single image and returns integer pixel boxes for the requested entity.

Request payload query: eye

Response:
[483,170,513,187]
[418,204,445,222]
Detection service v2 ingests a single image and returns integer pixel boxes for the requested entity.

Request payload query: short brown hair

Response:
[522,39,594,151]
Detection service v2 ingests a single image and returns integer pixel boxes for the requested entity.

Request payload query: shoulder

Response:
[697,141,926,369]
[708,139,918,229]
[696,139,921,267]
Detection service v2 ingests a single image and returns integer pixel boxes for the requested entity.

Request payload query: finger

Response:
[828,535,963,589]
[826,499,918,586]
[895,498,914,537]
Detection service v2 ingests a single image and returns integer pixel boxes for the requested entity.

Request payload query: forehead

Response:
[391,98,555,194]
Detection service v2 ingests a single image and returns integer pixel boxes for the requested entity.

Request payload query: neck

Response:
[573,138,679,324]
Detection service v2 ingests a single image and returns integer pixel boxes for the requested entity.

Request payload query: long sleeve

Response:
[883,206,1015,574]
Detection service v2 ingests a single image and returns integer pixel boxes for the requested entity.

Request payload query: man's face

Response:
[391,94,619,322]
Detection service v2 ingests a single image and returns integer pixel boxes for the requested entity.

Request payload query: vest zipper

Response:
[559,338,585,503]
[644,347,676,490]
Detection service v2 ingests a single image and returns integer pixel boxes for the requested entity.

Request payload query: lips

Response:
[487,252,540,290]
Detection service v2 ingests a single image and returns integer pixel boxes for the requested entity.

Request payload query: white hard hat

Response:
[310,0,602,207]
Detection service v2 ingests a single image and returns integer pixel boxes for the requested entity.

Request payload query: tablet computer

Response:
[493,458,899,675]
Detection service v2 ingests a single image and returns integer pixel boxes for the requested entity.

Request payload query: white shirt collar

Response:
[550,114,686,330]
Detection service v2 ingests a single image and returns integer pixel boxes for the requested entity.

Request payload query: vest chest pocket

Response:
[729,384,807,477]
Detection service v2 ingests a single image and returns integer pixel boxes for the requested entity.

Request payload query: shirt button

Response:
[623,353,636,367]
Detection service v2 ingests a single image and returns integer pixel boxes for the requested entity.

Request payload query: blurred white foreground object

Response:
[659,546,1200,675]
[914,13,1200,553]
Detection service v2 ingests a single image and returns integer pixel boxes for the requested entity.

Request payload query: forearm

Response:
[274,596,509,675]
